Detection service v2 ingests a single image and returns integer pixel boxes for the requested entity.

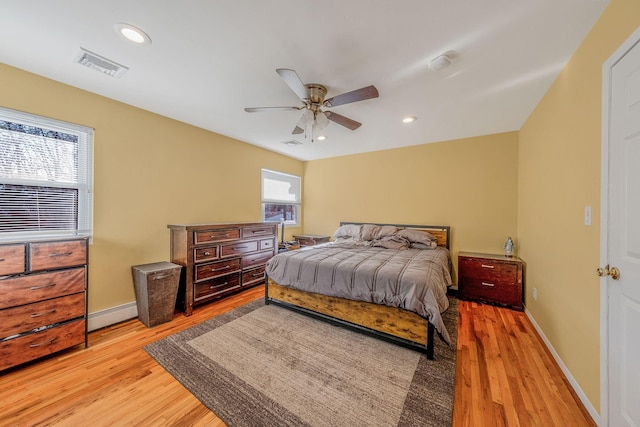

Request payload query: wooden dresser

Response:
[168,222,277,316]
[0,237,88,371]
[458,252,524,311]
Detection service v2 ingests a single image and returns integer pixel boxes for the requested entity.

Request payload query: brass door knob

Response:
[610,266,620,280]
[597,265,621,280]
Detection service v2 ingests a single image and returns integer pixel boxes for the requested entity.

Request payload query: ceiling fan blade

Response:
[244,106,300,112]
[292,126,305,135]
[326,111,362,130]
[276,68,309,101]
[324,85,379,107]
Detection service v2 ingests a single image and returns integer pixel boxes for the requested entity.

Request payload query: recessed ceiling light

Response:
[114,23,152,45]
[317,135,327,141]
[402,116,417,123]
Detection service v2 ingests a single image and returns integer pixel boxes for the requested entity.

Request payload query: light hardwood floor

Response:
[0,286,595,426]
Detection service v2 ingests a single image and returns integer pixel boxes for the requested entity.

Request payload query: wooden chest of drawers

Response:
[0,238,88,371]
[168,223,277,316]
[458,252,524,311]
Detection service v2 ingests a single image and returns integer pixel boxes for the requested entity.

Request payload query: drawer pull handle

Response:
[49,252,73,257]
[481,282,495,287]
[252,230,267,234]
[252,272,264,277]
[233,246,248,250]
[153,274,171,280]
[211,282,228,288]
[30,337,58,348]
[30,309,57,318]
[203,252,212,256]
[30,283,56,290]
[481,264,494,269]
[212,266,231,271]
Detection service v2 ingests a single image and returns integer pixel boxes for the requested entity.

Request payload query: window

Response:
[261,169,300,225]
[0,107,93,241]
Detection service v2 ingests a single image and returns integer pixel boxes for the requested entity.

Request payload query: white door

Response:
[601,27,640,427]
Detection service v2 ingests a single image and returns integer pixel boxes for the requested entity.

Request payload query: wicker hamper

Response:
[132,262,182,327]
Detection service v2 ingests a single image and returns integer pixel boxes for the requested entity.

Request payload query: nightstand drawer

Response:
[459,277,521,307]
[459,258,517,282]
[293,235,330,247]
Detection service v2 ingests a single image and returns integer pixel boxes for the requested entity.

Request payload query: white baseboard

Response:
[88,301,138,332]
[524,306,601,425]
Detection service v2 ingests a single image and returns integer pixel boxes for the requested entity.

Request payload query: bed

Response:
[265,222,452,359]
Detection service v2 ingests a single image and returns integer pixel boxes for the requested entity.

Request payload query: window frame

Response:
[0,106,94,242]
[261,169,301,226]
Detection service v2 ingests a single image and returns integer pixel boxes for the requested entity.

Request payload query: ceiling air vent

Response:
[76,48,129,78]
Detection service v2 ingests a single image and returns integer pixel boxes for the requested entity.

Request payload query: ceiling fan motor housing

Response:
[305,84,328,111]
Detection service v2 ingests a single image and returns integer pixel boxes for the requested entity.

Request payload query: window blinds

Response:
[0,107,93,240]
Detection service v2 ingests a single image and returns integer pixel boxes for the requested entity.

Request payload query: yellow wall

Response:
[0,63,303,313]
[303,132,520,274]
[518,0,640,412]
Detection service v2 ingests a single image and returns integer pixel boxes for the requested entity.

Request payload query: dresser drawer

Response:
[459,277,521,307]
[242,265,266,286]
[241,225,275,239]
[0,293,85,339]
[0,267,86,309]
[194,258,241,282]
[243,250,273,268]
[29,240,87,272]
[0,244,26,275]
[459,258,517,282]
[194,273,241,302]
[194,246,219,263]
[221,240,259,257]
[260,238,275,251]
[195,228,240,244]
[0,319,85,371]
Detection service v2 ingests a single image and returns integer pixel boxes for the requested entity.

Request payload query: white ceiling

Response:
[0,0,608,161]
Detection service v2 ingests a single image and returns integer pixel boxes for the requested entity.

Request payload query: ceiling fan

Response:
[244,69,379,140]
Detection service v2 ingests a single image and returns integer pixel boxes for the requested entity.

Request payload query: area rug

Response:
[145,296,458,427]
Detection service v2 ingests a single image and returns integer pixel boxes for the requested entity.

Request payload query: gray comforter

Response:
[265,242,453,344]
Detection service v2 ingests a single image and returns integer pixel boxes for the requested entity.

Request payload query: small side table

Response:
[458,252,524,311]
[293,234,330,247]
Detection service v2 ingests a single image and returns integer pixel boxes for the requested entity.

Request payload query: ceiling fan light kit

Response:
[245,68,379,143]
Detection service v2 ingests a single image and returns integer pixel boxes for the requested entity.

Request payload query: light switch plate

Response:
[584,206,592,226]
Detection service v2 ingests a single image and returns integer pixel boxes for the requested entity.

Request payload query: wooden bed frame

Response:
[265,222,451,360]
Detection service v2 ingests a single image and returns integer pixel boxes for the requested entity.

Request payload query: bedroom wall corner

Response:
[0,62,304,317]
[302,131,519,282]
